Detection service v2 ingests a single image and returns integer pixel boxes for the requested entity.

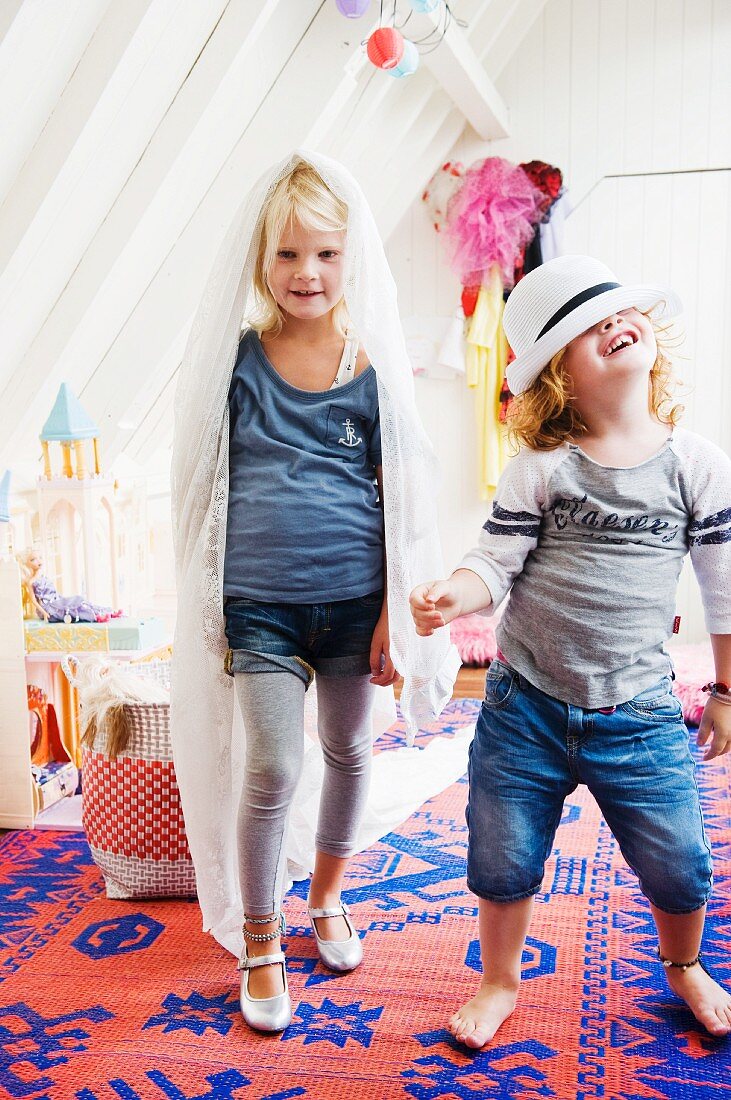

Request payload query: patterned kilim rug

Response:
[2,698,730,1100]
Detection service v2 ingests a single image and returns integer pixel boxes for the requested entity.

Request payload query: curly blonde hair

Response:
[507,319,684,451]
[250,159,350,337]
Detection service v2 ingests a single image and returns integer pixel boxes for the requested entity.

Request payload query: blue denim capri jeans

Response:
[223,591,384,685]
[466,659,712,914]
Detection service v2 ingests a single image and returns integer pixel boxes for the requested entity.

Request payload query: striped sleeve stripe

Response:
[689,527,731,546]
[689,506,731,534]
[492,503,543,524]
[482,518,541,538]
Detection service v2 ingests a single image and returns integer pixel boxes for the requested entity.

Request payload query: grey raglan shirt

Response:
[459,427,731,709]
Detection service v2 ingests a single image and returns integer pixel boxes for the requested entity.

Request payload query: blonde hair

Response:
[64,656,169,759]
[507,318,684,451]
[15,548,48,620]
[250,160,350,337]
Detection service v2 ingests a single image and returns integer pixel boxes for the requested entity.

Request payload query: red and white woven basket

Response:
[82,702,197,899]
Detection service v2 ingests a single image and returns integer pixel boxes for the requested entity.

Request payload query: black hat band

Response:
[535,281,622,341]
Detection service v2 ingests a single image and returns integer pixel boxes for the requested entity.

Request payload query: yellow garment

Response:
[465,266,510,497]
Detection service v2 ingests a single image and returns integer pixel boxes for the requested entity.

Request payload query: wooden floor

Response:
[450,666,486,698]
[394,665,485,701]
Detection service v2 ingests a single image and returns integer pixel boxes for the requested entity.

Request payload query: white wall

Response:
[388,0,731,643]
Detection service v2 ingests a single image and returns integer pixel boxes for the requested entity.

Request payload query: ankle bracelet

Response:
[243,912,286,942]
[658,948,701,971]
[242,927,280,943]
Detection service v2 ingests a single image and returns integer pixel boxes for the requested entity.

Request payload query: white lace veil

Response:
[170,150,460,955]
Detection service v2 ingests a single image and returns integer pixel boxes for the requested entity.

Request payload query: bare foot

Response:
[665,965,731,1037]
[448,984,519,1049]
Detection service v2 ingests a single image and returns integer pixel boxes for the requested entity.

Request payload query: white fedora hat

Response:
[503,255,683,395]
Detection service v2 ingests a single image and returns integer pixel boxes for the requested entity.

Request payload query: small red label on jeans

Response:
[673,615,681,634]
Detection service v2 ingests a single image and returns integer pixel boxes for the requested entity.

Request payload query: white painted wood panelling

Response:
[389,0,731,642]
[0,0,113,206]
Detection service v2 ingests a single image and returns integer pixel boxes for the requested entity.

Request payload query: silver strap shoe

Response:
[307,899,363,973]
[238,946,292,1032]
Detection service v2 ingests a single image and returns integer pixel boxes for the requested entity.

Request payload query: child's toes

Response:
[712,1007,731,1035]
[464,1023,491,1049]
[453,1015,472,1042]
[447,1012,462,1034]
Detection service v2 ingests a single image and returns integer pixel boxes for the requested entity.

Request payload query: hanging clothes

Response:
[501,161,569,423]
[513,161,565,283]
[538,190,572,263]
[465,265,510,497]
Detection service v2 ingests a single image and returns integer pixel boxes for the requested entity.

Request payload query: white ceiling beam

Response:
[125,373,177,467]
[0,0,23,46]
[0,1,383,468]
[410,5,509,139]
[326,65,396,161]
[331,0,508,198]
[0,0,301,468]
[120,329,187,465]
[344,67,439,194]
[375,94,465,240]
[316,0,488,154]
[0,0,158,271]
[0,0,114,206]
[0,0,236,392]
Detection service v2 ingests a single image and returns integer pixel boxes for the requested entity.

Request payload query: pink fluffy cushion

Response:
[449,613,499,666]
[449,616,713,726]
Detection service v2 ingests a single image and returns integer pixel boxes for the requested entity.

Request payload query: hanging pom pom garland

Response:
[443,157,545,289]
[335,0,371,15]
[364,1,453,75]
[388,37,419,77]
[367,26,405,69]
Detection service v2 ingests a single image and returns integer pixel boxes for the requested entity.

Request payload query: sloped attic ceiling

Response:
[0,0,546,480]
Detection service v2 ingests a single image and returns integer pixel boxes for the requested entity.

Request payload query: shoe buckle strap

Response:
[308,902,349,919]
[238,951,285,971]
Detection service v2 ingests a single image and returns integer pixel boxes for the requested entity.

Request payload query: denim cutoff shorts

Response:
[223,591,384,686]
[466,659,712,914]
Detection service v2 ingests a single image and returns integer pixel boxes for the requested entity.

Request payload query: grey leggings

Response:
[235,667,375,916]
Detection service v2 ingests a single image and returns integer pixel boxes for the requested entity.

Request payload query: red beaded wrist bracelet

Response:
[702,681,731,703]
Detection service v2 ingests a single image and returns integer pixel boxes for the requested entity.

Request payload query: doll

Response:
[16,549,121,623]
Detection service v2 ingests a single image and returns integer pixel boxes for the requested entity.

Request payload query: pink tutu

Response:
[444,157,545,289]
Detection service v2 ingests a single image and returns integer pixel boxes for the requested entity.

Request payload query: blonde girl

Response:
[171,152,459,1034]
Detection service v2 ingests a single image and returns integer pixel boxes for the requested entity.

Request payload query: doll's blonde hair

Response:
[251,160,350,337]
[507,318,684,451]
[15,548,48,620]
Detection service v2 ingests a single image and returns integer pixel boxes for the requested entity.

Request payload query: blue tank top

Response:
[224,329,384,602]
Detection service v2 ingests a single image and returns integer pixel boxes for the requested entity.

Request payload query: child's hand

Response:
[369,609,400,687]
[697,697,731,760]
[409,580,461,636]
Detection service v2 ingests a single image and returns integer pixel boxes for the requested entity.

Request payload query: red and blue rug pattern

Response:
[1,698,730,1099]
